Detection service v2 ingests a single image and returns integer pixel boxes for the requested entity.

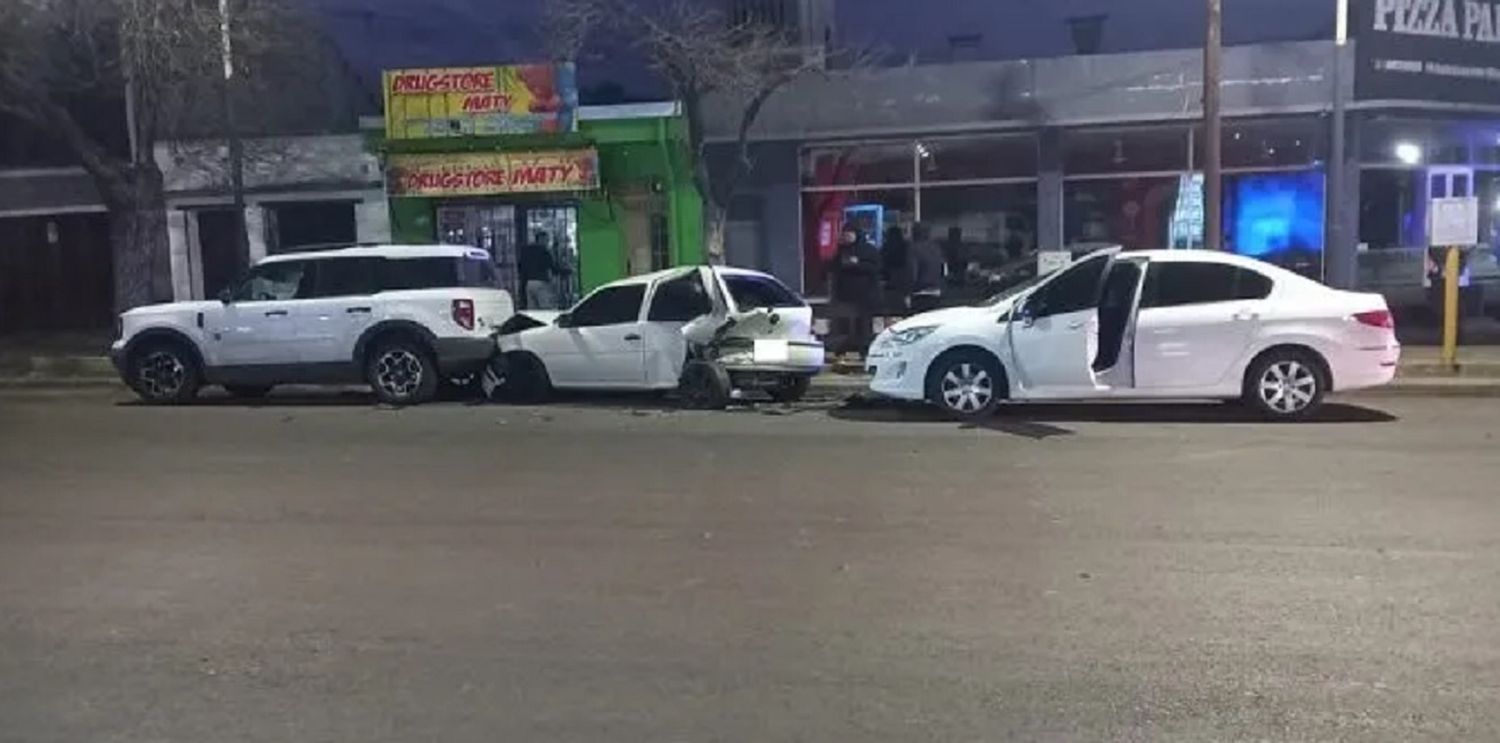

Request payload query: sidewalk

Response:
[6,339,1500,398]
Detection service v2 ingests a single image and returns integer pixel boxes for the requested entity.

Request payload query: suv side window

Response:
[1141,262,1274,308]
[311,257,380,298]
[1027,255,1109,318]
[381,258,456,291]
[570,285,646,327]
[234,261,312,302]
[648,273,713,322]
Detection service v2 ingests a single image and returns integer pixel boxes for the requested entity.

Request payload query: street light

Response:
[1203,0,1223,251]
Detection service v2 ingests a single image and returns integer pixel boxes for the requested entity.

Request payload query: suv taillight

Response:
[452,298,475,330]
[1353,310,1394,329]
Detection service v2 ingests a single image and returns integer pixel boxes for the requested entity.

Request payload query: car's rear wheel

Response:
[679,360,731,410]
[767,375,812,403]
[127,341,202,405]
[367,339,438,406]
[1244,349,1326,421]
[926,349,1004,421]
[224,384,273,399]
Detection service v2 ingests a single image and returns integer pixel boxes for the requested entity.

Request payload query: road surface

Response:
[2,389,1498,741]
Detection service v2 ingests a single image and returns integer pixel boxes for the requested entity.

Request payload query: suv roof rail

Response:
[275,241,388,254]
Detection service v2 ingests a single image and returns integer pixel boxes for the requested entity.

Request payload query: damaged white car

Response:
[487,266,824,408]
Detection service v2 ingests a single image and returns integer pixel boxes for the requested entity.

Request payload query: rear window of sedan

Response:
[723,274,805,310]
[1141,262,1273,308]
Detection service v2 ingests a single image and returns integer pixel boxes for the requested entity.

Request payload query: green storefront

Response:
[377,66,702,308]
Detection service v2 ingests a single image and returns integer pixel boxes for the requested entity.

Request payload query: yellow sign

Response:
[387,150,600,197]
[383,64,578,140]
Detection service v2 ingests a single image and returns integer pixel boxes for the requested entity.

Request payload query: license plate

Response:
[753,339,790,363]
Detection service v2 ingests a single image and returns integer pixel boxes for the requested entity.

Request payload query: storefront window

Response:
[918,183,1038,302]
[917,135,1038,182]
[1065,127,1189,174]
[1359,169,1425,251]
[1200,118,1323,169]
[802,143,914,188]
[800,188,914,298]
[1064,177,1181,248]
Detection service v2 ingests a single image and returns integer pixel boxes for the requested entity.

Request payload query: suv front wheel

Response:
[367,339,439,406]
[127,340,202,405]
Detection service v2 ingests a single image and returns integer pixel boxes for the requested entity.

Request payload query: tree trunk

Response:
[704,201,729,265]
[104,166,174,312]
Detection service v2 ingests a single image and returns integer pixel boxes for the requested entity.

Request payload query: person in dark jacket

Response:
[833,227,881,354]
[519,231,560,309]
[881,226,911,306]
[908,222,947,314]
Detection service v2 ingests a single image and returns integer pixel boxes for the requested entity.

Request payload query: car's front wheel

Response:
[925,349,1004,421]
[366,339,438,406]
[127,340,202,405]
[1244,349,1326,421]
[679,360,731,410]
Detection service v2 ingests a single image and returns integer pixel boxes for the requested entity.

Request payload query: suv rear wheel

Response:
[367,339,438,406]
[128,340,202,405]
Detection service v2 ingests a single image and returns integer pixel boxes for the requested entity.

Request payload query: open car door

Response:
[1007,249,1117,398]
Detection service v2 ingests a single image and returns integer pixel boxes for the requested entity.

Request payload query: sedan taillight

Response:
[1353,310,1394,329]
[452,298,475,330]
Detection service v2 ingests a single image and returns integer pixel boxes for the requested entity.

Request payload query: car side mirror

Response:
[555,313,573,329]
[217,287,233,305]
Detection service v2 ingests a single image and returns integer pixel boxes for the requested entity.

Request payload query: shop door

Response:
[524,207,581,308]
[438,205,519,296]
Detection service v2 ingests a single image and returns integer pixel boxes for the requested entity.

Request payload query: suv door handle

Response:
[264,310,288,317]
[1067,320,1087,330]
[345,306,372,314]
[623,333,643,342]
[1233,309,1260,322]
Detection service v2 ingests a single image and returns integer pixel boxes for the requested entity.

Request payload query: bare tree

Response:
[0,0,311,311]
[545,0,855,262]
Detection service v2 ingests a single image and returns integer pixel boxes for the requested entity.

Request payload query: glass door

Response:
[523,207,581,308]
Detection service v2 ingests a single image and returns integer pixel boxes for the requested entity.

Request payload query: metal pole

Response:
[1203,0,1223,251]
[219,0,249,265]
[1328,0,1350,286]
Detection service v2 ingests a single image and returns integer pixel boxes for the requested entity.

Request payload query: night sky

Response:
[309,0,1336,102]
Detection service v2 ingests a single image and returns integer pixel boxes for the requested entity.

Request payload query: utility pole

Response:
[1328,0,1351,286]
[219,0,249,264]
[1203,0,1223,251]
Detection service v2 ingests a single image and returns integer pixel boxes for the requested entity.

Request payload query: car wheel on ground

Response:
[366,338,439,406]
[767,375,812,403]
[925,349,1004,421]
[679,360,731,410]
[224,384,273,399]
[127,340,202,405]
[1243,348,1326,421]
[499,352,553,403]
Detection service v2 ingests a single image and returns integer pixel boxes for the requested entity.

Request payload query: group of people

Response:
[830,223,949,353]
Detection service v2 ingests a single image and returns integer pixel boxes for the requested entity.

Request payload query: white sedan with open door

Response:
[866,248,1400,421]
[492,266,824,407]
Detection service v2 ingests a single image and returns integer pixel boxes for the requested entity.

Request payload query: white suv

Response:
[110,245,515,405]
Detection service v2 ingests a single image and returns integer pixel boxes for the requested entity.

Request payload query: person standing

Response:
[519,230,560,310]
[833,227,881,355]
[908,222,947,314]
[881,226,911,310]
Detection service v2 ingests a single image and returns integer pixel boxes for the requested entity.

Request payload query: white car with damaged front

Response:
[867,248,1400,421]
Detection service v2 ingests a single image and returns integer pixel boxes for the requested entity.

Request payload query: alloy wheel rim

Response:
[375,350,424,398]
[1259,360,1317,414]
[941,362,994,413]
[138,351,186,398]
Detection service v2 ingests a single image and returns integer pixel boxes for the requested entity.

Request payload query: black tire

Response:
[925,348,1005,421]
[126,340,202,405]
[224,384,272,399]
[679,360,732,410]
[1242,348,1327,422]
[438,373,483,401]
[500,353,553,403]
[366,338,439,406]
[767,375,812,403]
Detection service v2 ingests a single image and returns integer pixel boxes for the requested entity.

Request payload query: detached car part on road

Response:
[867,248,1400,422]
[112,245,515,406]
[488,266,824,408]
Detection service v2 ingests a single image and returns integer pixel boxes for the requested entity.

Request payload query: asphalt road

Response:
[2,389,1499,742]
